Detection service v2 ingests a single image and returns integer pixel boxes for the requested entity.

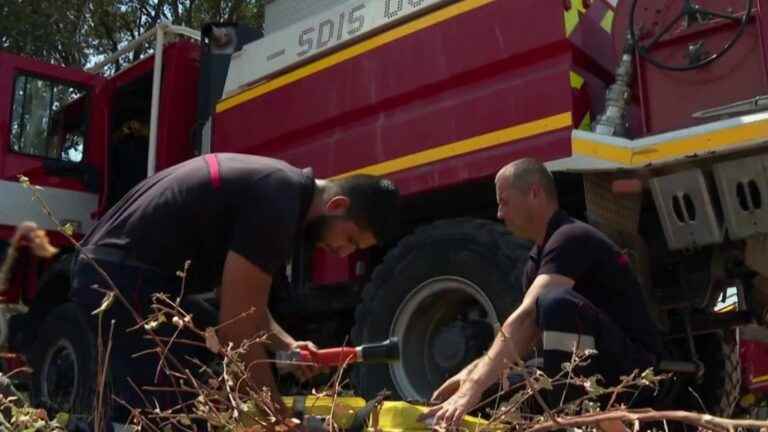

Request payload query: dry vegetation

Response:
[5,175,768,432]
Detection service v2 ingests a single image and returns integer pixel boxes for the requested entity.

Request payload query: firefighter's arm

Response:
[266,311,326,382]
[422,274,574,427]
[474,274,574,386]
[265,311,290,351]
[490,273,575,375]
[218,251,285,409]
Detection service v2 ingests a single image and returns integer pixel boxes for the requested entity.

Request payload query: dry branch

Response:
[526,408,768,432]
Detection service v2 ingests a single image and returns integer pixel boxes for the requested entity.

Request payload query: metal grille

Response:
[713,156,768,240]
[583,173,665,330]
[583,173,642,235]
[649,169,723,250]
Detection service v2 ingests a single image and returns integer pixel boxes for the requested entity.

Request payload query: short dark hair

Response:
[331,174,401,245]
[496,158,558,203]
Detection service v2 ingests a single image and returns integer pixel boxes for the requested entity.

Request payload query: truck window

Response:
[10,74,87,162]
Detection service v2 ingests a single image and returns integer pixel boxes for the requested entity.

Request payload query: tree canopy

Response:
[0,0,264,69]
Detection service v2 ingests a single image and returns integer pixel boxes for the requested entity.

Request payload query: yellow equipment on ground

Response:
[279,395,497,432]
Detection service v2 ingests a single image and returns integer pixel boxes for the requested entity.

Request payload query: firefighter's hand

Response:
[430,372,463,403]
[419,385,481,429]
[289,341,329,382]
[431,359,478,403]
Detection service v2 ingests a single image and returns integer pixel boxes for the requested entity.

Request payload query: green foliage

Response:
[0,0,91,66]
[0,0,264,68]
[0,394,68,431]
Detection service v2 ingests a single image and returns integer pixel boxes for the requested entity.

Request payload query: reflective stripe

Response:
[564,0,586,37]
[754,374,768,384]
[578,112,592,131]
[570,71,585,90]
[543,330,596,352]
[601,10,615,33]
[330,112,572,178]
[204,154,221,189]
[571,111,768,167]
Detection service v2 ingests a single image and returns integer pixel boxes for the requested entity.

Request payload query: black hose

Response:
[629,0,753,71]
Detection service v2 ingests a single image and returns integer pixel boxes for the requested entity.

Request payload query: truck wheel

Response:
[660,330,741,419]
[351,219,529,401]
[29,303,96,415]
[693,330,741,417]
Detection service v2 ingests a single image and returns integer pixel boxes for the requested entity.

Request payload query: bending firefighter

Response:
[68,153,400,425]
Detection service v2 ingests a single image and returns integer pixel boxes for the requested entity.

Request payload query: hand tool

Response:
[276,338,399,366]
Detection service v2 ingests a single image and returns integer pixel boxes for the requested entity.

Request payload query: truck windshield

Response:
[10,74,87,162]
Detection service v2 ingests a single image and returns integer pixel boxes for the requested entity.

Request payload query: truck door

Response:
[0,51,105,236]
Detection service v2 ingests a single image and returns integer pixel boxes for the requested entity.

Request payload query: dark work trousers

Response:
[534,286,657,409]
[69,251,218,426]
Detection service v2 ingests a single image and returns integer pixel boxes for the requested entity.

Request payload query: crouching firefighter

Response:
[422,158,663,431]
[68,153,400,427]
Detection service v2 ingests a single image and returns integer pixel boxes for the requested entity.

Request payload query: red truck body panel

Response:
[154,41,201,172]
[213,0,601,196]
[0,41,200,221]
[0,51,104,188]
[742,338,768,393]
[612,0,768,136]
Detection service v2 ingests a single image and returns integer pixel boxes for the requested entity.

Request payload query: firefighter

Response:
[422,158,663,429]
[69,153,400,424]
[107,118,150,206]
[0,222,39,291]
[0,221,62,294]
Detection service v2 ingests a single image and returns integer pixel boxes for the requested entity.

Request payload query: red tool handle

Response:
[297,347,359,366]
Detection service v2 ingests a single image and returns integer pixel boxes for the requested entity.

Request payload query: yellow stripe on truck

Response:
[572,115,768,166]
[601,10,615,33]
[216,0,495,113]
[331,112,573,178]
[570,71,585,90]
[563,0,586,37]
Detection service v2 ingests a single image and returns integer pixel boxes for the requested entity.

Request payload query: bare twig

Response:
[527,408,768,432]
[95,319,115,431]
[213,306,258,331]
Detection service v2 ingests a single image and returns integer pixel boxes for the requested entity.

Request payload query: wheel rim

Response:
[389,276,499,401]
[41,339,78,412]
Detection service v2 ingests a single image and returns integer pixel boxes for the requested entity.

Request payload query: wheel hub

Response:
[431,322,467,370]
[389,276,499,401]
[430,319,495,372]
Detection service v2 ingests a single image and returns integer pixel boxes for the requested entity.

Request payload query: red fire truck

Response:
[1,0,767,419]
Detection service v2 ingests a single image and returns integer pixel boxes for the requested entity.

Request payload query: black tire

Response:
[10,253,75,355]
[693,330,741,417]
[658,330,741,419]
[29,302,97,415]
[351,218,530,401]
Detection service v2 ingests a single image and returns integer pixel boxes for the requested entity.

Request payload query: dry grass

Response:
[10,174,768,432]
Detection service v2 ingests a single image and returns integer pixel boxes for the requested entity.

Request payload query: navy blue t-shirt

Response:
[522,210,663,357]
[82,153,315,293]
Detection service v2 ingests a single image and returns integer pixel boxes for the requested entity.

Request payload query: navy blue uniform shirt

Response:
[522,210,664,358]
